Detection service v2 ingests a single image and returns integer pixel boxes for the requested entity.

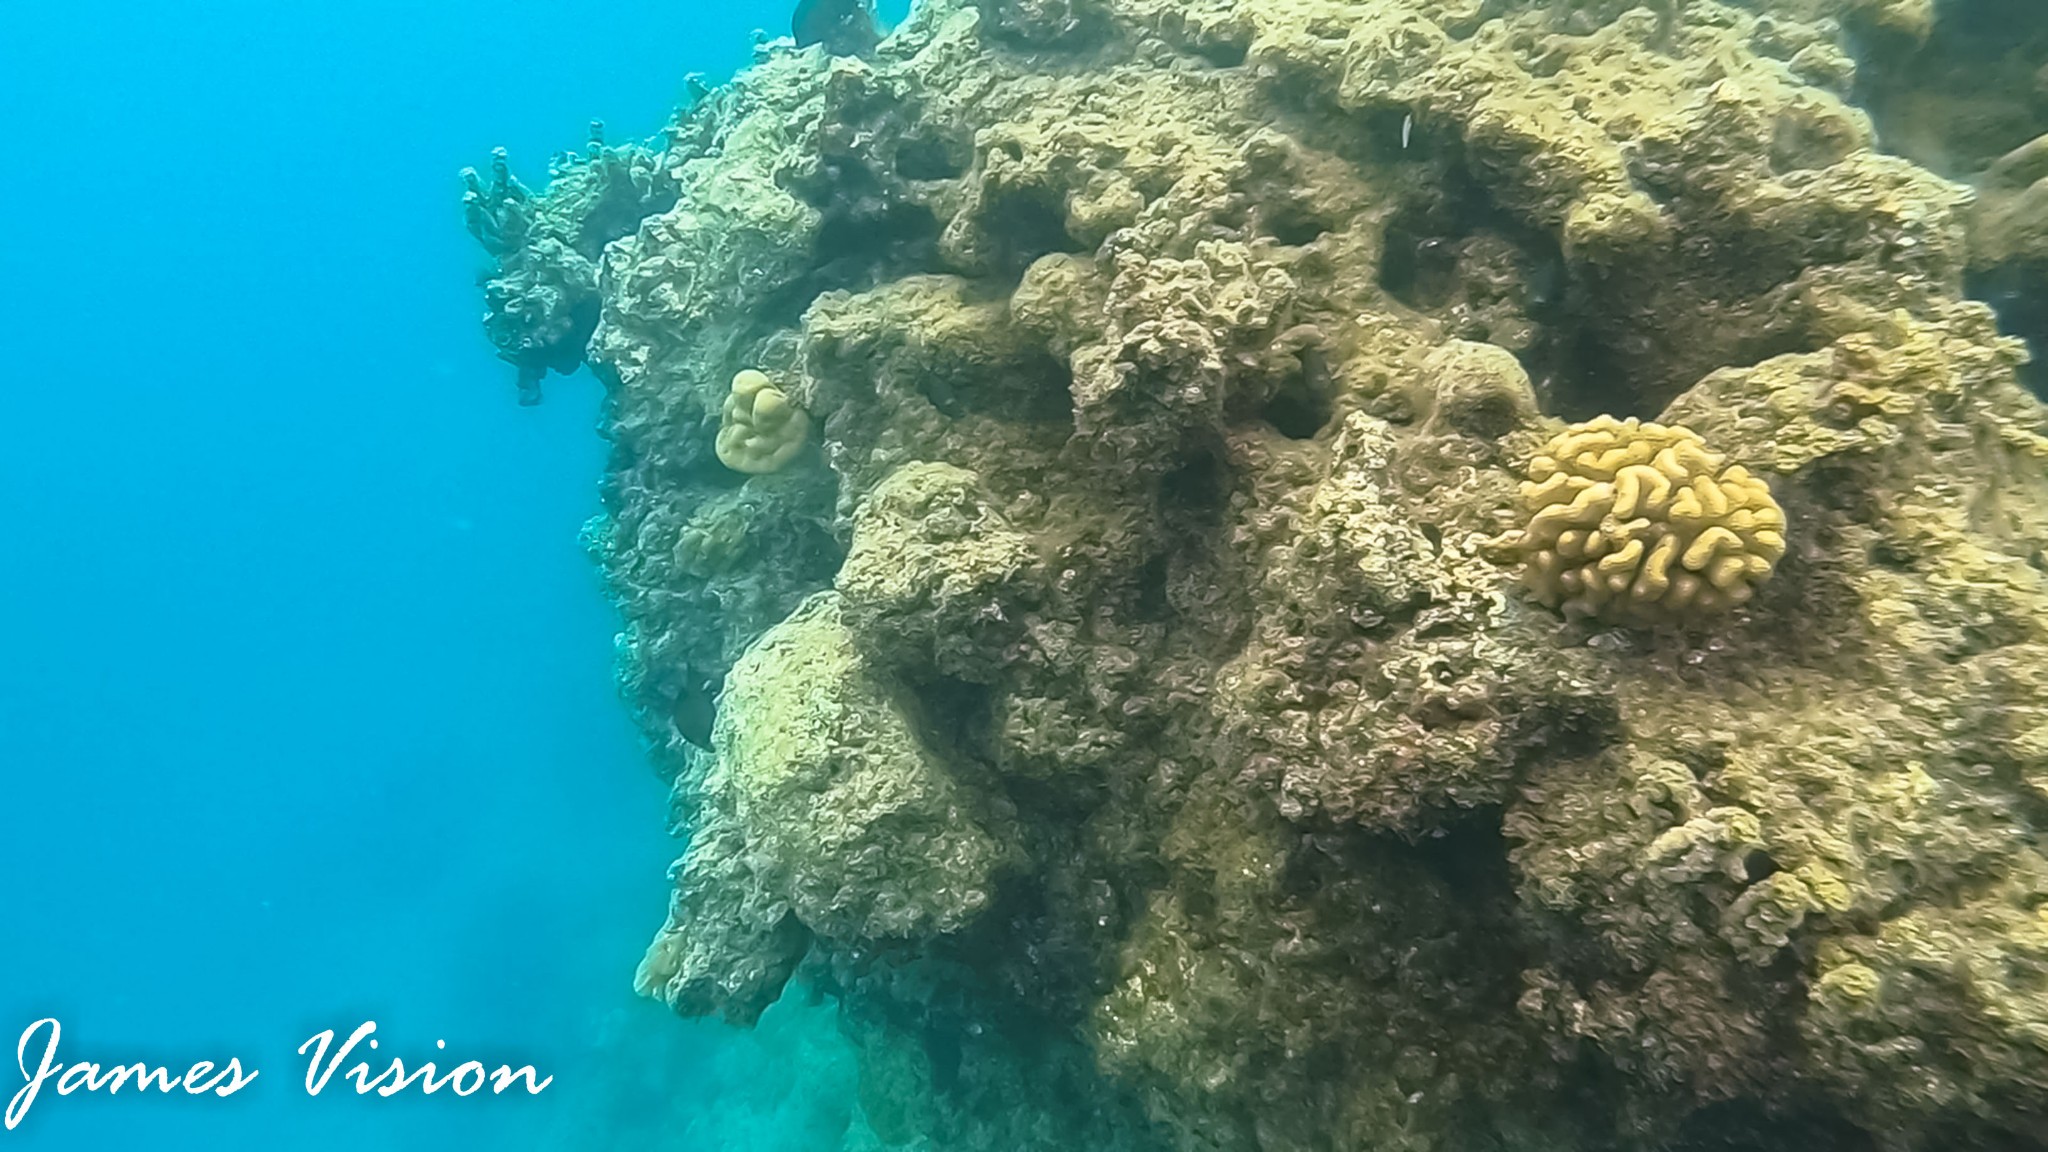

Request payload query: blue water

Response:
[0,1,898,1148]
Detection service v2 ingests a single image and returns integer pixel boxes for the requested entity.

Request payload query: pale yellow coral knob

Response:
[715,369,811,474]
[1501,417,1786,625]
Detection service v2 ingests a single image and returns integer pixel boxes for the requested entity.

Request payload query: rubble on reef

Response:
[464,1,2048,1149]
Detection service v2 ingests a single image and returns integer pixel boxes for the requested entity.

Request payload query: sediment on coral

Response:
[465,1,2048,1150]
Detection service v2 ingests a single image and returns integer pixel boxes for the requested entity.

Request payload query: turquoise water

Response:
[0,2,898,1148]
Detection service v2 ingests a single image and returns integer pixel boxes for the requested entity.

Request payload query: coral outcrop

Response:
[466,1,2048,1150]
[463,124,675,404]
[717,369,813,473]
[637,591,1020,1024]
[1501,416,1787,624]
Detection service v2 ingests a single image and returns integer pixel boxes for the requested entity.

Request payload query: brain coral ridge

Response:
[463,1,2048,1150]
[1506,416,1788,624]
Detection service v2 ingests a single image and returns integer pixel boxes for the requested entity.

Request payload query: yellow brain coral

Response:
[715,369,810,474]
[1504,416,1787,624]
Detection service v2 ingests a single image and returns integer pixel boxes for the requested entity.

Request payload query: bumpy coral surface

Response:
[1505,416,1787,624]
[466,1,2048,1150]
[717,368,813,473]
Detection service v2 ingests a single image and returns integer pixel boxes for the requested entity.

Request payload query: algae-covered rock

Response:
[461,125,676,403]
[837,461,1040,680]
[726,592,1009,940]
[467,1,2048,1149]
[639,590,1021,1022]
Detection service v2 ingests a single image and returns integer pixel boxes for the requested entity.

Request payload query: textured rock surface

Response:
[468,1,2048,1149]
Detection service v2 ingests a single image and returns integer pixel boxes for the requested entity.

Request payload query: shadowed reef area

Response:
[463,1,2048,1148]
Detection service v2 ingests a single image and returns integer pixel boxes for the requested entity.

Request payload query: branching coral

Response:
[1502,416,1787,624]
[717,369,812,474]
[461,124,675,403]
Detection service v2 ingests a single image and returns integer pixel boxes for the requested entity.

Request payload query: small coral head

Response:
[716,369,812,474]
[1504,416,1785,625]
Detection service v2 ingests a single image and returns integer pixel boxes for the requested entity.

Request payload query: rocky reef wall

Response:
[465,2,2048,1149]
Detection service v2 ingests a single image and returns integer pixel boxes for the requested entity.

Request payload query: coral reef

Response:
[717,369,813,473]
[1500,416,1787,624]
[465,0,2048,1150]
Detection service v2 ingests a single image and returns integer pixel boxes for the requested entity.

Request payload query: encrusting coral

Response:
[1501,416,1787,624]
[716,369,813,474]
[465,1,2048,1150]
[637,591,1019,1024]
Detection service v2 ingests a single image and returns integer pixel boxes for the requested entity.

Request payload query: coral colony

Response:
[463,2,2048,1150]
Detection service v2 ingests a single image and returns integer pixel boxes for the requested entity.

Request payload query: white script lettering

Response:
[5,1019,256,1130]
[298,1024,551,1097]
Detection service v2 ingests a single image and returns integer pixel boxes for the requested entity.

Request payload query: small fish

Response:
[793,0,880,57]
[1402,114,1413,150]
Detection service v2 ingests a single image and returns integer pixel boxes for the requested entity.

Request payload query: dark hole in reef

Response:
[1192,36,1248,68]
[983,188,1085,281]
[920,350,1075,424]
[895,133,968,181]
[1540,700,1620,762]
[817,199,943,275]
[1159,440,1231,524]
[1666,1100,1878,1152]
[1449,392,1524,441]
[1967,263,2048,398]
[1340,104,1456,172]
[1262,199,1332,247]
[1410,808,1517,910]
[755,200,945,331]
[1741,849,1781,885]
[1870,537,1918,570]
[1379,207,1467,309]
[1544,324,1636,422]
[1377,133,1834,421]
[908,674,994,762]
[999,771,1108,827]
[1376,162,1559,324]
[951,854,1122,1029]
[1262,374,1332,439]
[1132,552,1172,621]
[1800,458,1885,524]
[1141,442,1232,622]
[1009,352,1080,424]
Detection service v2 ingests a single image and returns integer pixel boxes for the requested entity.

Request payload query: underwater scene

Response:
[7,0,2048,1148]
